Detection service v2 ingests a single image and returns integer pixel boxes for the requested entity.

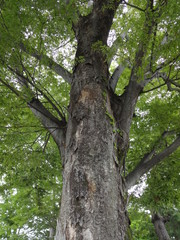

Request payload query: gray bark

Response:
[54,1,132,239]
[55,81,129,239]
[152,213,171,240]
[109,64,125,91]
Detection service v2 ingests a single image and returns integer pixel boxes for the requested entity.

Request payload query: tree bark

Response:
[55,79,130,239]
[54,2,133,238]
[152,213,171,240]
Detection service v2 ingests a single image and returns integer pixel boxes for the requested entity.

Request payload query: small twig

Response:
[122,0,145,12]
[0,77,20,96]
[142,83,166,93]
[30,132,43,149]
[43,132,51,152]
[155,54,180,72]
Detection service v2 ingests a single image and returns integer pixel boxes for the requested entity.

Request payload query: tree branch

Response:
[0,75,67,162]
[122,0,145,12]
[144,70,180,93]
[142,59,180,90]
[142,82,166,93]
[153,54,180,73]
[126,135,180,189]
[28,98,66,161]
[109,64,125,91]
[152,212,171,240]
[0,77,20,97]
[7,65,66,120]
[28,98,64,128]
[20,43,72,84]
[159,71,180,92]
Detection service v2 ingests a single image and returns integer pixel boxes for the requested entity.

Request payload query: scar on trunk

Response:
[79,85,101,104]
[88,180,96,194]
[66,221,76,240]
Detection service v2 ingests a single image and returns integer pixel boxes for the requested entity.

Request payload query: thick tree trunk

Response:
[55,66,130,239]
[152,213,170,240]
[54,3,132,239]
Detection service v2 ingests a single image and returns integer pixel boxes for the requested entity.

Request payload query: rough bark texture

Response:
[54,2,133,238]
[152,213,171,240]
[55,80,129,239]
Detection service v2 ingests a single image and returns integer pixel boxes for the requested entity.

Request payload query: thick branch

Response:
[0,76,66,161]
[109,64,125,91]
[152,213,171,240]
[28,98,66,161]
[20,43,72,84]
[126,136,180,189]
[74,0,122,48]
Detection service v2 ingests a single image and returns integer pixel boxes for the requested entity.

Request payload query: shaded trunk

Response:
[54,63,130,239]
[152,213,170,240]
[54,4,132,239]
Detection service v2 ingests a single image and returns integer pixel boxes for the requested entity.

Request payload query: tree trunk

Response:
[152,213,171,240]
[55,69,130,239]
[54,4,132,239]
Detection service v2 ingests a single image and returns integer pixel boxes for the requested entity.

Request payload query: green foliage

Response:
[128,206,157,240]
[75,56,85,64]
[126,87,180,173]
[141,156,180,212]
[166,209,180,239]
[91,41,109,60]
[128,154,180,240]
[0,92,62,239]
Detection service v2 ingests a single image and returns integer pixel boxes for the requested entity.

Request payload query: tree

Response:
[0,0,180,239]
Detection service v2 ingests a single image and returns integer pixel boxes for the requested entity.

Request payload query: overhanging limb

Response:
[20,42,72,84]
[125,135,180,189]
